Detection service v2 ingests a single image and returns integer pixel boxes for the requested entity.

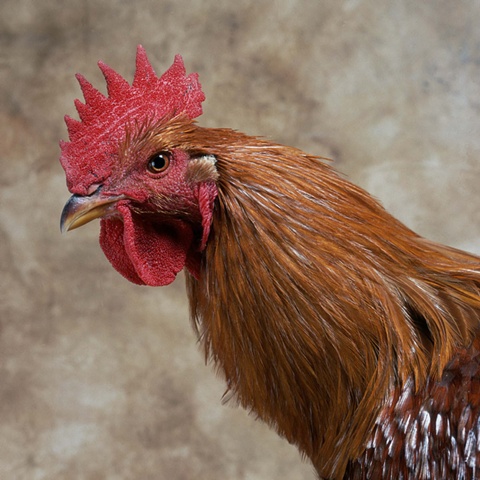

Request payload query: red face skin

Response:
[100,148,198,286]
[101,148,203,219]
[62,144,217,287]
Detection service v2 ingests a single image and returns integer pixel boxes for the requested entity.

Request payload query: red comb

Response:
[60,46,205,194]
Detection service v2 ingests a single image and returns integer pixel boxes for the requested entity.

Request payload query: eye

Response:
[147,151,171,174]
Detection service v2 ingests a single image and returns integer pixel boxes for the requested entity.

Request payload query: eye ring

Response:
[147,151,171,174]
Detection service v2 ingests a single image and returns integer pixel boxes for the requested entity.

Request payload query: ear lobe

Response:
[197,181,218,250]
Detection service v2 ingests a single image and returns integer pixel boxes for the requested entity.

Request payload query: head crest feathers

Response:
[60,46,205,194]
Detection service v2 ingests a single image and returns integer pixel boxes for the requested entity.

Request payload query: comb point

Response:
[98,61,130,98]
[76,73,106,107]
[133,45,157,88]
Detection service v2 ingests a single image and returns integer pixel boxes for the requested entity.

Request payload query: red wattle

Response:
[99,216,144,285]
[99,205,193,287]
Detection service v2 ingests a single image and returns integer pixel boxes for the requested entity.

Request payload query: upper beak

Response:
[60,188,125,233]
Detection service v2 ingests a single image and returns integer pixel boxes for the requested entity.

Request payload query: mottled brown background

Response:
[1,1,480,479]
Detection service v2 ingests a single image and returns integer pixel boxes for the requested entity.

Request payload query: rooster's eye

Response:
[147,152,171,174]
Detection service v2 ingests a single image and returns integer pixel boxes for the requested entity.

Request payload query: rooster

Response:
[59,46,480,479]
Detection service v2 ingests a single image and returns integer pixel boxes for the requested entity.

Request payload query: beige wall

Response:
[1,1,479,478]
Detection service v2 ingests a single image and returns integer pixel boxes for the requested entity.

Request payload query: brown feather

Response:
[147,117,480,478]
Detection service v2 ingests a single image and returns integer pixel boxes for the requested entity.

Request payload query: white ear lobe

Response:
[186,155,219,183]
[200,154,217,164]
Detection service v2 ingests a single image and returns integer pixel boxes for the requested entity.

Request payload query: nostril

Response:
[87,183,102,196]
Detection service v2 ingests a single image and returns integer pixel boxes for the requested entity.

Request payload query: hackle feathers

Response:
[181,123,480,478]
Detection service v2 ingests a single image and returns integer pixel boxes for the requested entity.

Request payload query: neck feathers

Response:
[185,128,480,478]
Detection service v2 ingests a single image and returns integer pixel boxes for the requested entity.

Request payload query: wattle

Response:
[99,204,194,286]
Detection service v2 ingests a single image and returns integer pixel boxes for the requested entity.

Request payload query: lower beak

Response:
[60,189,125,233]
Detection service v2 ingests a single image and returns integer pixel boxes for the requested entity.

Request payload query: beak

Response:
[60,188,125,233]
